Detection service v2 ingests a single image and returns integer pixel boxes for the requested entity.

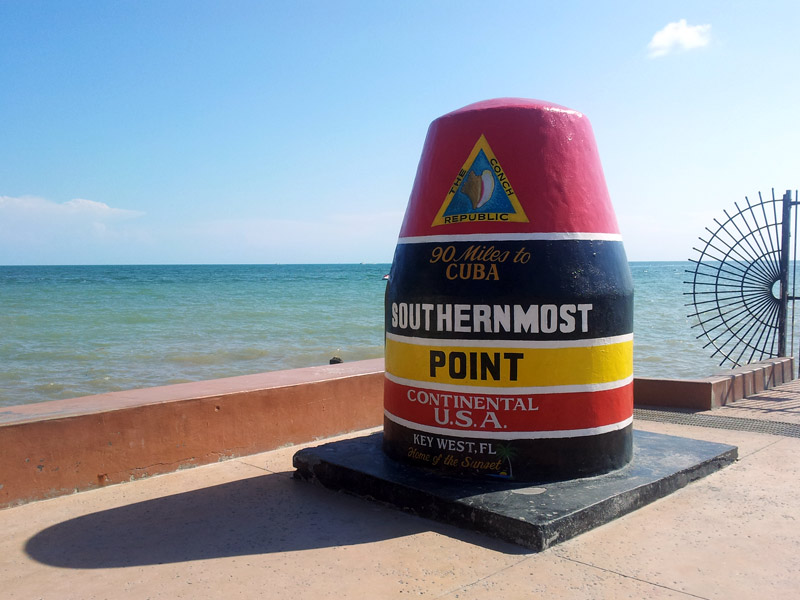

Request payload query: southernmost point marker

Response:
[383,98,634,481]
[294,98,737,550]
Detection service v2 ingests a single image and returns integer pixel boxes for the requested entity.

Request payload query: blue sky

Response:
[1,1,798,264]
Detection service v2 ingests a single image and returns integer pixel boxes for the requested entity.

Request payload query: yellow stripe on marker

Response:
[385,337,633,388]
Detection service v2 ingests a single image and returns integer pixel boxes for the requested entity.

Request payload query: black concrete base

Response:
[292,430,737,552]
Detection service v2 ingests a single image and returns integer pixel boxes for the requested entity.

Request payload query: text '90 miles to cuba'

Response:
[428,244,529,281]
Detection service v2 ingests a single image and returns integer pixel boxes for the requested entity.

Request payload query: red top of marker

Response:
[398,98,620,238]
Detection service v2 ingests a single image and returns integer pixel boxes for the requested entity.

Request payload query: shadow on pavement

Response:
[26,470,525,568]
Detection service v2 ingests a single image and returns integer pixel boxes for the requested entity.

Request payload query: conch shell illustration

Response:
[461,169,495,209]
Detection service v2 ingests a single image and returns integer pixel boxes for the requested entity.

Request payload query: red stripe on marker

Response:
[399,98,619,238]
[384,377,632,434]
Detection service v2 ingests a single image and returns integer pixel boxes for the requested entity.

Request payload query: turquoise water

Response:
[631,261,726,380]
[1,262,731,407]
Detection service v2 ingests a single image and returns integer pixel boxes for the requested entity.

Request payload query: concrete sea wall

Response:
[0,356,793,509]
[0,359,384,509]
[635,357,794,410]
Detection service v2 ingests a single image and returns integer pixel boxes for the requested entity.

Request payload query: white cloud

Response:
[181,210,404,263]
[0,195,143,221]
[648,19,711,58]
[0,196,146,263]
[0,194,404,264]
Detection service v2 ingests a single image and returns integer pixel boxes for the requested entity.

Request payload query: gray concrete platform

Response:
[2,414,799,599]
[293,430,737,552]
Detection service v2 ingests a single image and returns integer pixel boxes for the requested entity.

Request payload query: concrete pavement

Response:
[2,400,799,598]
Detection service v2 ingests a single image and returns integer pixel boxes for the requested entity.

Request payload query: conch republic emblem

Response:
[384,98,634,481]
[431,134,529,226]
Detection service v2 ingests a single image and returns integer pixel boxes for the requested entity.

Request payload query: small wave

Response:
[32,382,68,393]
[166,347,273,366]
[167,352,228,366]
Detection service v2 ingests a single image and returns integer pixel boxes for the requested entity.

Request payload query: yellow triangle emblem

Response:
[432,135,529,227]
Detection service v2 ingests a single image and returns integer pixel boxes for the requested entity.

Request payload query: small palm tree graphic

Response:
[495,443,517,478]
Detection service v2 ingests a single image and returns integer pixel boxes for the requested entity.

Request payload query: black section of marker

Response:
[386,239,633,341]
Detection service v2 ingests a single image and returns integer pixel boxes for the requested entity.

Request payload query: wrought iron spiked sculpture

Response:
[685,189,798,368]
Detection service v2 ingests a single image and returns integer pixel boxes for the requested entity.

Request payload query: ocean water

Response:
[0,262,740,407]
